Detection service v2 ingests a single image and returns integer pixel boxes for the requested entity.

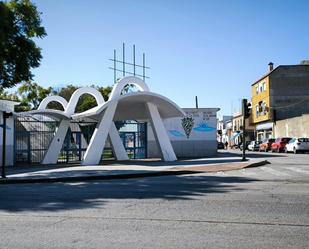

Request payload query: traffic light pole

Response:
[242,99,247,161]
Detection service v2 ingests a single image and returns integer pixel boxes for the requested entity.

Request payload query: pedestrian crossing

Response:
[283,167,309,175]
[215,164,309,180]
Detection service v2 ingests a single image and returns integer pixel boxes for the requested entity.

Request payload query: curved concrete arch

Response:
[72,91,185,120]
[65,87,105,115]
[109,76,150,99]
[21,76,181,165]
[81,77,182,165]
[38,96,68,110]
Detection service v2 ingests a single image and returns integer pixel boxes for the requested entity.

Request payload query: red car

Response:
[271,137,292,152]
[259,138,275,152]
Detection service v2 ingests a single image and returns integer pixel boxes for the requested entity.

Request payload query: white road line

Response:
[260,167,290,177]
[283,167,309,175]
[239,169,257,176]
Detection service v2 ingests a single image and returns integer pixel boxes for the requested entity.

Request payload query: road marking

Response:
[239,169,257,176]
[260,167,290,177]
[283,167,309,175]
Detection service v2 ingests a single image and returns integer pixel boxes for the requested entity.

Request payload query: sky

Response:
[29,0,309,116]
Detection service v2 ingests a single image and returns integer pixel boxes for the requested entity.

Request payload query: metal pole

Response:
[2,112,7,178]
[242,99,247,161]
[143,53,145,82]
[122,43,125,77]
[133,44,136,76]
[114,49,116,83]
[195,96,199,109]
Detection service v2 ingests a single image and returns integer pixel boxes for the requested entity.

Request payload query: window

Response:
[262,82,266,91]
[299,138,309,142]
[256,86,259,95]
[259,83,263,93]
[256,105,259,117]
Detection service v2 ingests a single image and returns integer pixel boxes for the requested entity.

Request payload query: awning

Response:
[256,122,273,131]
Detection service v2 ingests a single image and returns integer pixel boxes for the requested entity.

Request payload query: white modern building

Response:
[1,77,219,166]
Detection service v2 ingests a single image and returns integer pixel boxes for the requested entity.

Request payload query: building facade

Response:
[231,112,255,146]
[251,61,309,140]
[217,115,232,143]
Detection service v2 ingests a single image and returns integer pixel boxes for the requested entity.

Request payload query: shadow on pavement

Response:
[0,174,259,212]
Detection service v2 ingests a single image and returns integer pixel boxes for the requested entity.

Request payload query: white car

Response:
[248,141,261,151]
[285,138,309,154]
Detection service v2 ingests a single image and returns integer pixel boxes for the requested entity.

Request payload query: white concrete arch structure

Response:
[19,76,184,166]
[76,76,184,165]
[65,87,105,115]
[109,76,150,99]
[20,87,128,164]
[38,96,68,110]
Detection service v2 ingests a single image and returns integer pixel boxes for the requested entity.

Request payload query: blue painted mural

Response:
[169,130,185,137]
[193,123,216,132]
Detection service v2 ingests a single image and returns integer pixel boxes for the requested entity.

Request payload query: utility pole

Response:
[2,111,12,178]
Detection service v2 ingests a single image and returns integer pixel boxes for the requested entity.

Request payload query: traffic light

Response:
[243,99,252,118]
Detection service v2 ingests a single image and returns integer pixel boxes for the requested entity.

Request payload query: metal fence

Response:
[14,116,147,165]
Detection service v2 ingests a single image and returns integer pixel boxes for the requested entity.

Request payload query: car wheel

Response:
[293,147,298,154]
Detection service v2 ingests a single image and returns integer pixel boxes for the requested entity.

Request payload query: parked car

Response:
[285,138,309,154]
[217,142,225,149]
[248,141,261,151]
[271,137,292,152]
[240,141,251,151]
[259,138,275,152]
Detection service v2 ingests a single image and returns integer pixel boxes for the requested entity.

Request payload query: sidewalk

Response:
[0,156,269,184]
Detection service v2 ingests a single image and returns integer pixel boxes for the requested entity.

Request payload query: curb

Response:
[0,160,270,185]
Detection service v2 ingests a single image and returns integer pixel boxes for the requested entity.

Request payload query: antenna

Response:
[109,43,150,83]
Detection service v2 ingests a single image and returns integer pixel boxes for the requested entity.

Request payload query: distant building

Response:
[217,115,232,143]
[231,112,255,146]
[251,61,309,140]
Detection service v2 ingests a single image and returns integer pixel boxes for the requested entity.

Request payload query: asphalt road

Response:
[0,151,308,249]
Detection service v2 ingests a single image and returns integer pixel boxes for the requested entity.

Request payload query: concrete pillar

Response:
[42,119,70,164]
[82,102,118,165]
[109,123,129,160]
[146,102,176,161]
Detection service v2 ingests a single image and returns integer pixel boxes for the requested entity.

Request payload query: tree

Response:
[0,0,46,88]
[17,81,52,110]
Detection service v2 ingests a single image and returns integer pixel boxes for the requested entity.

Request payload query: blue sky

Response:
[30,0,309,116]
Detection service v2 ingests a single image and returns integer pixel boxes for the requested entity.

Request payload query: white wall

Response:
[148,108,219,158]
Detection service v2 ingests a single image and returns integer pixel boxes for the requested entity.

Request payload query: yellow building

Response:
[251,63,273,140]
[251,61,309,140]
